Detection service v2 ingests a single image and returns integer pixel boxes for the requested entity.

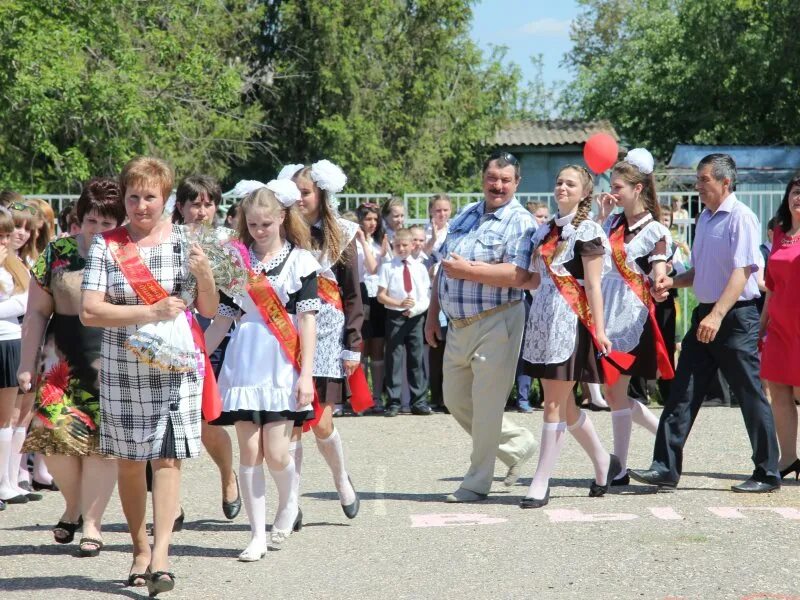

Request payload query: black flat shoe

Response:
[384,405,400,418]
[731,479,780,493]
[18,481,44,501]
[589,454,622,497]
[2,494,28,505]
[520,488,550,509]
[341,476,360,519]
[628,468,678,489]
[411,404,433,416]
[293,508,303,532]
[222,473,241,520]
[779,458,800,480]
[53,516,83,544]
[32,479,59,492]
[147,571,175,597]
[611,473,630,486]
[0,499,5,511]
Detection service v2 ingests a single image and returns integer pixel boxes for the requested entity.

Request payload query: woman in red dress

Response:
[760,174,800,480]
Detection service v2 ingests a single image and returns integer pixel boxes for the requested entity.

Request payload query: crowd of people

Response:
[0,149,798,596]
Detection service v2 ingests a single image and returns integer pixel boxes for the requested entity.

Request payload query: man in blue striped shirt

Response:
[425,151,538,503]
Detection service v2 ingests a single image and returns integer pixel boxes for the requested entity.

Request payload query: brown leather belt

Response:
[449,300,521,329]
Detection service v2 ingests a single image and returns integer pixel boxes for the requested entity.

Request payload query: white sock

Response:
[526,422,566,500]
[568,410,611,485]
[9,427,27,494]
[370,360,385,403]
[611,408,632,478]
[288,440,303,505]
[19,454,31,484]
[315,429,356,505]
[630,398,659,434]
[0,427,17,499]
[239,464,266,543]
[588,383,608,408]
[32,453,52,485]
[269,461,299,534]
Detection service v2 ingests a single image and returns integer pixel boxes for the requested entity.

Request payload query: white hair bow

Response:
[624,148,655,175]
[230,179,267,198]
[266,179,301,208]
[310,159,347,211]
[277,164,305,181]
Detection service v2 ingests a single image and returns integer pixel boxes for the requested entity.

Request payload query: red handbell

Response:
[348,366,374,413]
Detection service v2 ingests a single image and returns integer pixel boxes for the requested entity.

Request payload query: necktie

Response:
[402,260,413,293]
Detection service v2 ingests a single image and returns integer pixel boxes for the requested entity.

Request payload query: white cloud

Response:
[519,17,571,37]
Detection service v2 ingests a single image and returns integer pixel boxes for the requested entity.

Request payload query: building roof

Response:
[491,119,619,147]
[667,144,800,184]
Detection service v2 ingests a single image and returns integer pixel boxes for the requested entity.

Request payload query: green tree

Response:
[0,0,266,192]
[562,0,800,158]
[251,0,521,193]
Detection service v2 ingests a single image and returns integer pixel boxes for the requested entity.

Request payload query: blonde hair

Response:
[611,161,661,222]
[293,168,348,265]
[10,202,39,265]
[237,188,311,250]
[0,210,30,294]
[28,198,56,254]
[119,156,174,202]
[557,165,594,227]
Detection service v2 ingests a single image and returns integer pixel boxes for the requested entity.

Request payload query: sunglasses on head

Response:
[10,202,37,215]
[488,150,520,166]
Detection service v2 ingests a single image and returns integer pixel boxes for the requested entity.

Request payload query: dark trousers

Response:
[385,312,427,407]
[428,325,448,408]
[650,302,779,483]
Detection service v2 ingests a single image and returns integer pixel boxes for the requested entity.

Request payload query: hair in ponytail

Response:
[611,161,661,222]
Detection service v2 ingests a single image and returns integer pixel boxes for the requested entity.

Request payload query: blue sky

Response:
[470,0,579,89]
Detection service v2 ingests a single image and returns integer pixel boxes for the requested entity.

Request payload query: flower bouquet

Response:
[125,224,250,373]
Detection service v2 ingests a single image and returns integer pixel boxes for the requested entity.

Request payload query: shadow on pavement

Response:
[0,575,140,597]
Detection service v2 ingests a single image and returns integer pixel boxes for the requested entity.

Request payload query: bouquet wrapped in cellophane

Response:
[125,224,251,373]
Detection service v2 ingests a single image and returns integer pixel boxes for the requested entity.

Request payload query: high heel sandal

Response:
[780,458,800,480]
[126,567,151,587]
[147,571,175,597]
[53,516,83,544]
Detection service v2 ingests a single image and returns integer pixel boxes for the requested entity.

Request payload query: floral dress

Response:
[23,236,104,455]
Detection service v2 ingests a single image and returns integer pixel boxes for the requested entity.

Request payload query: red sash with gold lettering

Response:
[539,226,634,386]
[236,248,320,430]
[102,227,222,421]
[316,275,374,413]
[608,223,675,380]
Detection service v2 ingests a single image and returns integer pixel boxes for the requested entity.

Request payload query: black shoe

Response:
[147,571,176,597]
[0,499,5,511]
[731,479,780,493]
[411,404,433,416]
[18,481,43,501]
[2,494,29,505]
[222,473,242,520]
[53,516,83,544]
[341,476,359,519]
[611,473,630,487]
[293,507,303,532]
[520,487,550,509]
[32,478,59,492]
[628,468,678,489]
[589,454,622,497]
[779,458,800,480]
[384,405,400,417]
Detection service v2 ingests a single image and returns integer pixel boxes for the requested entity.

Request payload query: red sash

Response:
[608,223,675,380]
[539,227,634,386]
[240,256,321,430]
[316,276,374,413]
[102,227,222,421]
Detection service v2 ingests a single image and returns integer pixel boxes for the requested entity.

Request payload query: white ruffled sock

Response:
[316,429,356,505]
[32,453,52,485]
[9,427,27,494]
[588,383,608,409]
[630,398,659,434]
[269,461,298,534]
[611,408,632,478]
[238,464,266,546]
[288,440,303,505]
[0,427,17,499]
[568,410,611,485]
[525,422,566,500]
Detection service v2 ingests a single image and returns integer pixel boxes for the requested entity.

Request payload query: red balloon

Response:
[583,133,619,174]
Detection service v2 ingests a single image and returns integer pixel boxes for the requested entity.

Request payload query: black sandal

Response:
[53,516,83,544]
[147,571,176,597]
[78,536,104,557]
[126,567,151,587]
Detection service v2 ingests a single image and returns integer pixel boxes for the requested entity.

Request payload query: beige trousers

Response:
[443,302,536,494]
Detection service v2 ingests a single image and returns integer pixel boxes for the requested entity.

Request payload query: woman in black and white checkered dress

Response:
[80,157,218,597]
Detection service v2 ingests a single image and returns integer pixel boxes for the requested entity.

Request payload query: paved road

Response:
[1,407,799,599]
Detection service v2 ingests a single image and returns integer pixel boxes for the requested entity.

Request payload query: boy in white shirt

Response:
[377,228,432,417]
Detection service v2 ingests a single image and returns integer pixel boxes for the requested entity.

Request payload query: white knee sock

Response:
[239,464,266,542]
[568,410,610,485]
[370,360,384,402]
[316,429,356,505]
[588,383,608,409]
[611,408,632,478]
[0,427,16,499]
[9,427,27,494]
[526,422,566,500]
[288,440,303,504]
[269,461,298,533]
[32,453,52,485]
[19,454,31,484]
[630,398,659,434]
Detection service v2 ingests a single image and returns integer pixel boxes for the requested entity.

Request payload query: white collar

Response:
[628,213,653,231]
[555,212,576,227]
